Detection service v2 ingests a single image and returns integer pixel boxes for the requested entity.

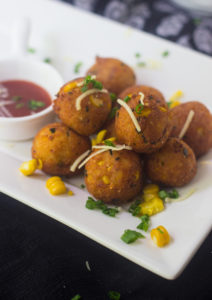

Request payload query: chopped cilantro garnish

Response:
[123,95,131,103]
[28,99,45,110]
[137,61,146,67]
[108,290,121,300]
[15,103,24,109]
[128,199,141,216]
[137,214,150,232]
[110,93,117,102]
[85,197,119,217]
[158,189,179,200]
[12,96,22,102]
[166,101,171,108]
[104,139,115,147]
[121,229,145,244]
[135,103,144,114]
[162,50,169,57]
[74,62,83,74]
[43,57,51,63]
[109,106,118,119]
[157,228,164,234]
[81,75,103,93]
[71,295,81,300]
[28,47,36,53]
[135,52,141,58]
[80,184,85,189]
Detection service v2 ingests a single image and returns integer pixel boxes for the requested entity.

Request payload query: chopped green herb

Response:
[128,199,141,216]
[81,75,103,93]
[158,189,179,200]
[121,229,145,244]
[43,57,51,63]
[137,61,146,67]
[74,61,83,74]
[28,47,36,53]
[15,103,24,109]
[123,95,131,103]
[104,139,115,147]
[135,103,144,114]
[80,184,85,189]
[168,189,179,199]
[71,295,81,300]
[110,93,117,102]
[28,99,45,110]
[166,101,171,108]
[137,214,150,232]
[85,197,119,217]
[135,52,141,58]
[162,50,169,57]
[108,290,121,300]
[12,96,22,102]
[158,190,168,200]
[109,106,118,119]
[157,228,164,234]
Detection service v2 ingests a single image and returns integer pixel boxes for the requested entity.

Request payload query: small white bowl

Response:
[0,57,63,141]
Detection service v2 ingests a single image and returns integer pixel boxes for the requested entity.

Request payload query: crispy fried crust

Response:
[32,123,91,176]
[145,137,197,187]
[170,101,212,157]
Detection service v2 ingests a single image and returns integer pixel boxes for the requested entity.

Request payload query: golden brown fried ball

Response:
[32,123,91,176]
[85,147,143,203]
[53,77,112,136]
[170,101,212,157]
[145,137,197,187]
[86,57,136,95]
[119,85,167,108]
[104,119,117,139]
[115,93,172,153]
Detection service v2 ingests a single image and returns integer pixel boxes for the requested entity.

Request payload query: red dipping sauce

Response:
[0,80,52,118]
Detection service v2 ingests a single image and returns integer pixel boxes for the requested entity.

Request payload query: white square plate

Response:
[0,0,211,280]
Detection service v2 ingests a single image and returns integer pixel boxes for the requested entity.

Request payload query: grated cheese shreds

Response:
[76,88,108,111]
[178,110,195,139]
[165,188,196,203]
[85,260,91,271]
[70,149,91,172]
[117,99,142,133]
[78,144,132,169]
[139,92,145,105]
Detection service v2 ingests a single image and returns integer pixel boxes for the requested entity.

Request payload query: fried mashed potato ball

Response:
[145,137,197,187]
[119,85,167,108]
[86,56,136,95]
[85,147,143,204]
[104,119,117,139]
[32,123,91,176]
[170,101,212,157]
[115,93,172,153]
[53,77,112,136]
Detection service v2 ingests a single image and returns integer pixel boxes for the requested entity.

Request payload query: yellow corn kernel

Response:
[159,106,167,112]
[143,184,159,195]
[135,171,140,181]
[169,90,183,102]
[139,197,164,216]
[96,129,107,144]
[91,138,97,146]
[68,190,74,196]
[90,95,103,107]
[46,176,62,188]
[128,93,132,97]
[19,159,39,176]
[36,159,43,170]
[98,160,104,166]
[102,175,110,185]
[151,225,170,247]
[141,107,151,117]
[63,82,77,93]
[169,100,181,109]
[107,165,112,172]
[105,137,116,142]
[48,181,67,195]
[143,193,155,202]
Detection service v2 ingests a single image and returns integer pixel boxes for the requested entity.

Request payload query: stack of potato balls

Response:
[32,57,212,204]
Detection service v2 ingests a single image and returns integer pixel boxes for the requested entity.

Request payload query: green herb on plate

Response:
[108,290,121,300]
[74,62,83,74]
[137,214,150,232]
[121,229,145,244]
